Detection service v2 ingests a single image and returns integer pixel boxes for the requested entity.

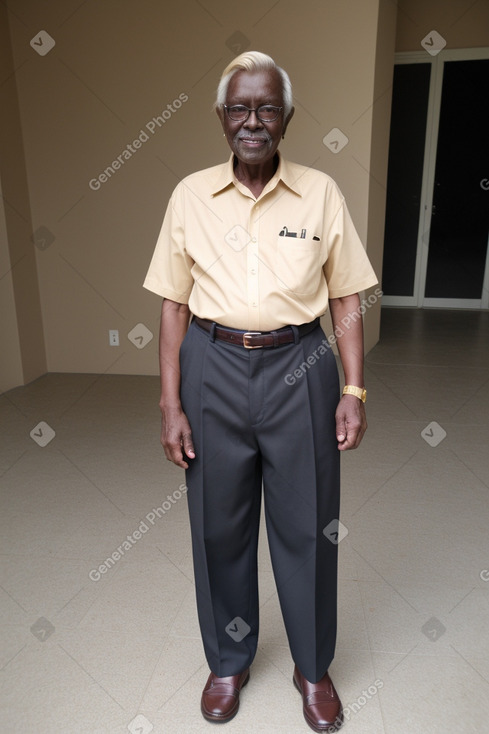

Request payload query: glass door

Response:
[382,49,489,309]
[382,62,431,302]
[423,58,489,306]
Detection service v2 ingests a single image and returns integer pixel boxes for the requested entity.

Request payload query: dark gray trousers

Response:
[180,319,340,683]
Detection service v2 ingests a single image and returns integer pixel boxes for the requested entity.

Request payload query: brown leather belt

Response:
[193,317,320,349]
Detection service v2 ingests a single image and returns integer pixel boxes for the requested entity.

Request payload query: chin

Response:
[235,143,273,162]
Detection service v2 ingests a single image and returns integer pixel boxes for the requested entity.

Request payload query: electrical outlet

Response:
[109,329,119,346]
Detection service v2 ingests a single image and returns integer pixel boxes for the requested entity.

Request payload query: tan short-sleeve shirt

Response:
[143,153,378,331]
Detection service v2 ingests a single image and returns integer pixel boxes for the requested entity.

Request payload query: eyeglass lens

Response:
[226,105,281,122]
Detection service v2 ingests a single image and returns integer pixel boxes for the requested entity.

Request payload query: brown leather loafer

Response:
[293,665,343,732]
[201,669,250,723]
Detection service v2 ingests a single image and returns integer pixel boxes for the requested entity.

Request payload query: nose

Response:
[244,109,263,129]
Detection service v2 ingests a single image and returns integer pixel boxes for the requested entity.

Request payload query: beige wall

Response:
[2,0,397,389]
[0,6,21,394]
[0,176,24,393]
[396,0,489,51]
[363,0,398,350]
[0,4,47,393]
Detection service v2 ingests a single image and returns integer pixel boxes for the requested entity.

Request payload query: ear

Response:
[282,106,295,138]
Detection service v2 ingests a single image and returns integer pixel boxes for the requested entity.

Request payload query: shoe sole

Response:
[201,671,250,724]
[293,674,343,733]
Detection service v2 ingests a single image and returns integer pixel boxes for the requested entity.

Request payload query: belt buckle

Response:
[243,331,263,349]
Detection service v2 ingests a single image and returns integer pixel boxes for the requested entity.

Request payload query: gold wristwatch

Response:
[342,385,367,403]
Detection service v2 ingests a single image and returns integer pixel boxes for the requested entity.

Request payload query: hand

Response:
[160,406,195,469]
[335,395,367,451]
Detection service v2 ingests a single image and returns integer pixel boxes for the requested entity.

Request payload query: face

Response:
[218,69,294,167]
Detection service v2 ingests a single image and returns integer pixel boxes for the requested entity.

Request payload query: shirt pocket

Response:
[275,237,322,295]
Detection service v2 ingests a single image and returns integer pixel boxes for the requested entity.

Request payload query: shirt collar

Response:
[210,151,303,197]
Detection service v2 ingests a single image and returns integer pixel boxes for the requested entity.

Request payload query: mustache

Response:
[236,133,271,141]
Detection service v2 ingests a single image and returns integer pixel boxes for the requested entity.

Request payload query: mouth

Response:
[238,137,269,146]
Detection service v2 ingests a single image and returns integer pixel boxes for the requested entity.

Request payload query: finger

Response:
[182,432,195,459]
[171,446,189,469]
[346,430,360,450]
[336,417,359,450]
[338,431,355,450]
[335,414,347,445]
[343,422,366,451]
[162,437,189,469]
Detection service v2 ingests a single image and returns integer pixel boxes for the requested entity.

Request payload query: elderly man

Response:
[144,51,377,732]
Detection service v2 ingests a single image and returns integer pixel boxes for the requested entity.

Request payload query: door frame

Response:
[382,47,489,310]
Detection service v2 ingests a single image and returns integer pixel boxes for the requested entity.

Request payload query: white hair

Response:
[215,51,293,118]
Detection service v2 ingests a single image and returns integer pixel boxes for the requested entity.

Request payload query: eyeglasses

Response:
[223,104,283,122]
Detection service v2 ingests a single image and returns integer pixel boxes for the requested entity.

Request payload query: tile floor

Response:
[1,307,488,733]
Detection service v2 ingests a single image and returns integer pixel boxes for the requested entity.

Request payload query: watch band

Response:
[342,385,367,403]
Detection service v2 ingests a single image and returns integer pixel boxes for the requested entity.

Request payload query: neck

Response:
[233,153,279,190]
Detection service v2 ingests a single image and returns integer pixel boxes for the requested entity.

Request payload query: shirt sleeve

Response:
[323,193,378,298]
[143,187,194,302]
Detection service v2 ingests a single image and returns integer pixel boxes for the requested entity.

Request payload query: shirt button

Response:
[251,237,257,243]
[251,268,257,274]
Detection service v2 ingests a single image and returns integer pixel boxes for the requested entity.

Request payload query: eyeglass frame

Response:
[222,104,284,123]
